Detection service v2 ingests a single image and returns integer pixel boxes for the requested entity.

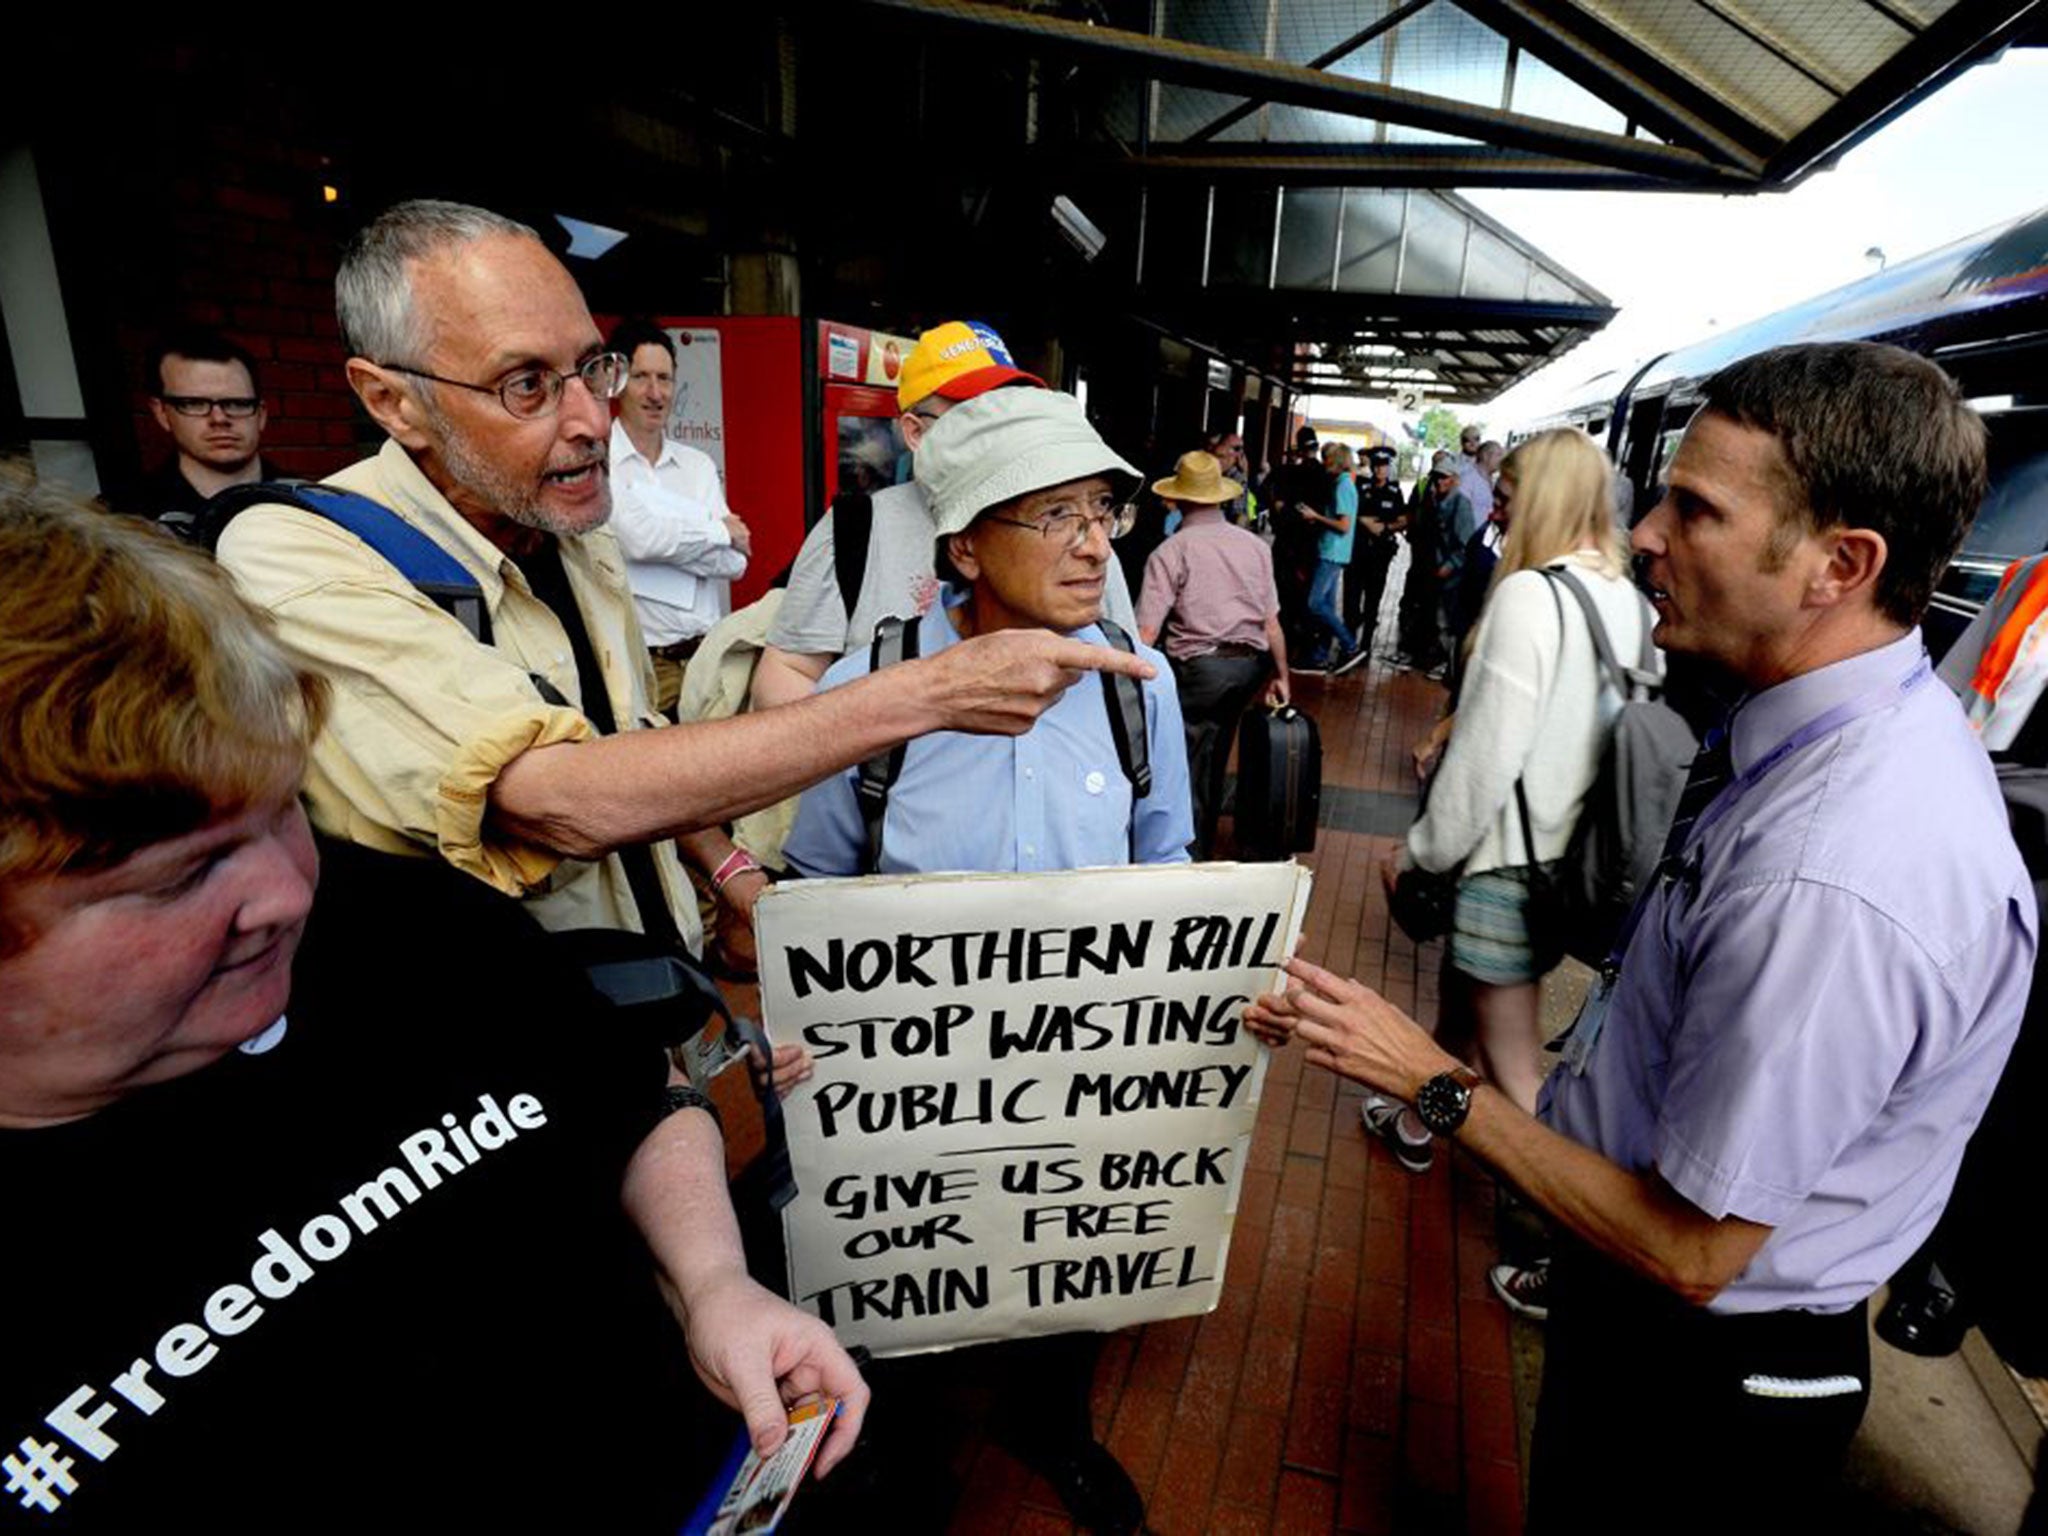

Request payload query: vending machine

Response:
[815,319,921,506]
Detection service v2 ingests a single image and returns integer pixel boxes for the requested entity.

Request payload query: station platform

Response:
[934,596,2045,1534]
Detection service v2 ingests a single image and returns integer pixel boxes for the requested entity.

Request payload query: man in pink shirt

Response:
[1137,450,1290,857]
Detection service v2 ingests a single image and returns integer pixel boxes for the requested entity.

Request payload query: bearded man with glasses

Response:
[216,200,1155,978]
[135,326,272,536]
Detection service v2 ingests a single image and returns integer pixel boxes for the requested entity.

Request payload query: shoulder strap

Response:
[854,615,920,874]
[1093,619,1153,801]
[1541,565,1633,700]
[1094,618,1154,864]
[831,489,875,623]
[204,480,492,645]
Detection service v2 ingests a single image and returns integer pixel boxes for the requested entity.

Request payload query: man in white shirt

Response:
[607,318,752,713]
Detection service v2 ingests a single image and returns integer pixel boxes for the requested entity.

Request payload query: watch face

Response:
[1417,1072,1472,1136]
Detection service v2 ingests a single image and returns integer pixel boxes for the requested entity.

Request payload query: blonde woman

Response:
[1368,430,1656,1169]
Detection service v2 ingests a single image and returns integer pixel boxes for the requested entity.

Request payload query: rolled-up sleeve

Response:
[218,510,592,895]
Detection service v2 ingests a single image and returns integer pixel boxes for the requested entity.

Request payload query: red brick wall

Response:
[117,167,364,483]
[48,57,374,492]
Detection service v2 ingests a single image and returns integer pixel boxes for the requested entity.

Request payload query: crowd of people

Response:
[1,194,2038,1533]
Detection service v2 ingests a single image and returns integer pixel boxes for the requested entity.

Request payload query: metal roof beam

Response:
[1089,142,1736,189]
[1185,0,1440,144]
[1456,0,1780,165]
[849,0,1746,183]
[1765,0,2044,185]
[1848,0,1927,35]
[1689,0,1847,97]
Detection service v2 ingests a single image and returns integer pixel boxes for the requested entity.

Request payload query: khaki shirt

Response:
[217,439,702,950]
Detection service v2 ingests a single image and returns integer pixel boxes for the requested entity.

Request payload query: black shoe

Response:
[1876,1269,1972,1357]
[1025,1436,1145,1535]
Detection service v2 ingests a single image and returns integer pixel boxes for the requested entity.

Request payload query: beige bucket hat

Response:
[915,389,1139,538]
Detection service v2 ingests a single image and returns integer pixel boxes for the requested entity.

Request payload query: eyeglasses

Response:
[376,352,628,420]
[984,495,1136,547]
[160,395,261,419]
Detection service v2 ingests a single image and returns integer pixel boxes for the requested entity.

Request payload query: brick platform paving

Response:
[944,646,1527,1535]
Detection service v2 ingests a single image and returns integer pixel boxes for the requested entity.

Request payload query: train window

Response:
[1962,410,2048,561]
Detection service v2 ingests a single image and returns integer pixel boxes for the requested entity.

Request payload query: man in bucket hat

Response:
[1137,448,1291,857]
[750,320,1140,709]
[781,389,1206,1532]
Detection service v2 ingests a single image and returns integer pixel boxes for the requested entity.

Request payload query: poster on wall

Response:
[664,326,726,483]
[756,861,1313,1359]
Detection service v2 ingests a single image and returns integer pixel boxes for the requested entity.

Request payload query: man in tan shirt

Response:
[218,200,1149,956]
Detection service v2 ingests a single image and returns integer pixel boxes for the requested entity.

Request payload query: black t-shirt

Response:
[0,842,729,1532]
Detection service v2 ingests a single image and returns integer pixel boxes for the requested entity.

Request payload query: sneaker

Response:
[1292,658,1330,676]
[1332,644,1371,677]
[1489,1258,1551,1322]
[1360,1093,1434,1174]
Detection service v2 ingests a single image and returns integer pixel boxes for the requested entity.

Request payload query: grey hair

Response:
[334,199,538,364]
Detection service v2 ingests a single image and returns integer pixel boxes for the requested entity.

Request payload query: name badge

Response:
[1559,972,1616,1078]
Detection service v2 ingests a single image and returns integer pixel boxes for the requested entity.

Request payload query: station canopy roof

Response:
[844,0,2044,400]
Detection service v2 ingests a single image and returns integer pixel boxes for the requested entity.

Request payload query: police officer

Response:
[1346,446,1407,656]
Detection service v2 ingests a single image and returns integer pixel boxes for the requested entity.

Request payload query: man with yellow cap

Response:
[750,319,1140,710]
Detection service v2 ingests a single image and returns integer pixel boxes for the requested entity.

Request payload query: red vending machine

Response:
[816,319,921,506]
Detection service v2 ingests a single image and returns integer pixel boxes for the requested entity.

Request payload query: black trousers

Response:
[1529,1245,1870,1536]
[1346,538,1397,648]
[1173,650,1270,859]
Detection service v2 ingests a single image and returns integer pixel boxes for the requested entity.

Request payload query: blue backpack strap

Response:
[203,480,492,646]
[854,615,920,874]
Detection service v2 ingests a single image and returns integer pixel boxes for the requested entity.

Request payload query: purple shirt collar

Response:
[1728,630,1923,777]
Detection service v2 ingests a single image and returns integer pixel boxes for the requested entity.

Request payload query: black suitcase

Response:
[1234,704,1322,859]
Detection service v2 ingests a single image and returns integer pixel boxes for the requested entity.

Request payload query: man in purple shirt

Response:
[1138,449,1290,857]
[1251,342,2036,1531]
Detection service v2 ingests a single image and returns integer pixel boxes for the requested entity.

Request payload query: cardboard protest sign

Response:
[755,862,1313,1357]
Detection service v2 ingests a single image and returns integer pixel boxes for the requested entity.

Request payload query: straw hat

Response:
[1150,451,1239,505]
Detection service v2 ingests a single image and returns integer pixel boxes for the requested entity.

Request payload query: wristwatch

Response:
[1415,1066,1483,1137]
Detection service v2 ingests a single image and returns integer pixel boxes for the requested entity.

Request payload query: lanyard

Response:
[1606,653,1934,972]
[1558,653,1933,1077]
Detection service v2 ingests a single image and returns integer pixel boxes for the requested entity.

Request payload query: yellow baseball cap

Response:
[897,319,1045,411]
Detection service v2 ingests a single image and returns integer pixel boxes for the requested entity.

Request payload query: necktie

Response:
[1660,722,1734,866]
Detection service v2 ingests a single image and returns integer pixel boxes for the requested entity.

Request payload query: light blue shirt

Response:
[1318,475,1357,565]
[784,595,1195,877]
[1542,632,2036,1314]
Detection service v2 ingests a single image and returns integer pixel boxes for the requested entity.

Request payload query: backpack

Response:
[1537,565,1699,968]
[852,613,1153,874]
